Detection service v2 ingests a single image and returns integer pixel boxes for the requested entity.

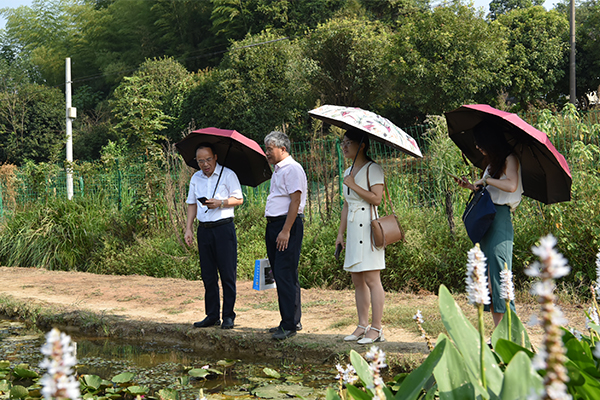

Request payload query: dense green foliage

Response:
[0,107,599,298]
[2,0,600,164]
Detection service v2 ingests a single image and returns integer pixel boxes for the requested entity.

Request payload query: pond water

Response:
[0,319,339,399]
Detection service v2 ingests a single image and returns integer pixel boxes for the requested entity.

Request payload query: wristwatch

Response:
[220,200,224,209]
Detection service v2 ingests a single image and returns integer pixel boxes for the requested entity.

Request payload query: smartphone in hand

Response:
[334,243,343,260]
[198,197,208,205]
[448,172,462,181]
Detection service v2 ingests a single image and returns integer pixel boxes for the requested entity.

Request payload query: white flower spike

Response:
[465,244,490,306]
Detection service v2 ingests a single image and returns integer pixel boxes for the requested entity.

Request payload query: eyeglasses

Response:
[196,157,214,165]
[341,140,354,147]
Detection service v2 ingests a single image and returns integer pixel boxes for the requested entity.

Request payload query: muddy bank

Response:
[0,267,430,367]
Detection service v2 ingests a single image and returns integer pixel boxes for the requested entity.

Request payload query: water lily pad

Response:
[263,368,280,379]
[217,359,237,368]
[9,385,29,399]
[126,385,149,395]
[13,367,39,379]
[0,380,10,392]
[82,374,104,390]
[0,361,10,369]
[221,389,252,397]
[252,384,314,399]
[158,388,179,400]
[188,369,210,378]
[112,372,135,383]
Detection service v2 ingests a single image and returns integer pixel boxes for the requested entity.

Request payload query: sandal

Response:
[344,325,368,342]
[357,326,385,344]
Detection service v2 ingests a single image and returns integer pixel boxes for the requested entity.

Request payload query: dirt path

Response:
[0,266,589,366]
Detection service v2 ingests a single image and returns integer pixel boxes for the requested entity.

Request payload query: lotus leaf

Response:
[251,383,313,399]
[158,388,179,400]
[9,385,29,399]
[82,374,104,390]
[263,368,280,379]
[112,372,135,383]
[12,367,39,379]
[0,380,10,392]
[217,359,237,368]
[126,385,149,395]
[188,369,210,378]
[0,361,10,369]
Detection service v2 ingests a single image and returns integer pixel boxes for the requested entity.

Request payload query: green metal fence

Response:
[1,110,599,222]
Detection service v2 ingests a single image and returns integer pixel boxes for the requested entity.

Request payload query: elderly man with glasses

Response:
[184,142,243,330]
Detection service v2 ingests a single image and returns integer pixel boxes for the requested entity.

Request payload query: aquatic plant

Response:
[412,310,434,351]
[465,243,490,389]
[525,235,571,400]
[388,235,600,399]
[39,328,80,400]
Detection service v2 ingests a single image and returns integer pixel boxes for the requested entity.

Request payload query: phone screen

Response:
[198,197,208,205]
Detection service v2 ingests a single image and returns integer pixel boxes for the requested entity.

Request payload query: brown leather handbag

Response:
[366,163,405,248]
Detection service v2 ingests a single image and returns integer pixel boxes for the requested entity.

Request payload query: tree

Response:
[109,57,192,154]
[495,6,569,109]
[210,0,348,41]
[574,0,600,107]
[388,2,507,123]
[359,0,430,23]
[488,0,544,20]
[0,0,98,86]
[0,73,65,164]
[302,17,392,109]
[178,31,311,142]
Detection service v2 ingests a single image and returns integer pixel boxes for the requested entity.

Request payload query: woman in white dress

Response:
[335,129,386,344]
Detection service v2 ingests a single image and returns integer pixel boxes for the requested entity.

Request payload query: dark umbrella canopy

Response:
[445,104,572,204]
[175,127,271,187]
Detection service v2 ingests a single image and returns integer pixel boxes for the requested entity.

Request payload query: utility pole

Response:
[570,0,576,105]
[65,58,76,200]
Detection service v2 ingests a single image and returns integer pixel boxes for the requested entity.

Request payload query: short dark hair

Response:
[195,142,216,156]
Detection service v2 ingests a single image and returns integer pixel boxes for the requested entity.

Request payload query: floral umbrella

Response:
[308,105,423,158]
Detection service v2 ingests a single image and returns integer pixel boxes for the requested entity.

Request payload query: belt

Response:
[198,217,233,229]
[266,214,304,223]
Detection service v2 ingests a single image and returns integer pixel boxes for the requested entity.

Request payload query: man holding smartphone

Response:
[184,143,243,330]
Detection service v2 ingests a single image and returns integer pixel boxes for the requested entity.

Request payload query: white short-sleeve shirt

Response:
[186,164,243,222]
[264,155,307,217]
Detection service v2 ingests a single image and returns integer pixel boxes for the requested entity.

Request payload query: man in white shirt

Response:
[185,143,244,330]
[264,131,307,340]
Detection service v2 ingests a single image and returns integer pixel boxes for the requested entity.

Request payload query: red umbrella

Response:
[175,127,271,187]
[445,104,572,204]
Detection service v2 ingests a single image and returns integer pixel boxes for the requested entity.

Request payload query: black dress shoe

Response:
[221,318,234,329]
[272,327,296,340]
[268,323,302,333]
[193,317,220,328]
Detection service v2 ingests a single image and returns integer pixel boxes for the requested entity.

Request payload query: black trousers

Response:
[197,221,237,321]
[265,216,303,331]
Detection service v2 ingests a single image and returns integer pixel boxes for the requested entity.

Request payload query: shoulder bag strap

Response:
[365,163,376,252]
